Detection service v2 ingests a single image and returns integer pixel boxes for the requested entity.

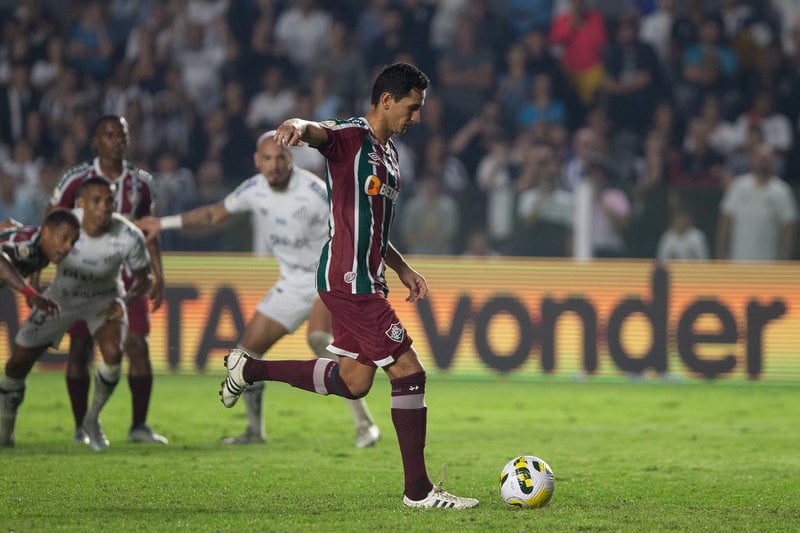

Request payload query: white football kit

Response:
[15,210,150,348]
[224,167,329,331]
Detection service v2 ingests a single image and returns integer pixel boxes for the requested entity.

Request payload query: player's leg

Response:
[221,310,288,445]
[82,316,126,451]
[386,348,478,509]
[2,305,68,447]
[306,298,380,448]
[65,325,93,443]
[222,339,377,406]
[0,343,47,447]
[125,296,167,444]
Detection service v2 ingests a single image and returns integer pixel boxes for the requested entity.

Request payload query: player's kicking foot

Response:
[128,424,168,444]
[221,427,266,445]
[220,349,252,408]
[82,415,109,451]
[355,423,381,449]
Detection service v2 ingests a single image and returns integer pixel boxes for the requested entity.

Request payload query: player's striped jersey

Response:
[46,210,149,305]
[50,158,155,220]
[224,168,329,291]
[315,117,402,295]
[0,224,49,281]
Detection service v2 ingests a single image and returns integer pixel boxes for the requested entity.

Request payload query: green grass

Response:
[1,371,798,532]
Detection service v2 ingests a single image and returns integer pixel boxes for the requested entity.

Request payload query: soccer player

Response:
[135,131,381,448]
[48,115,167,444]
[220,63,479,509]
[1,209,80,316]
[0,177,151,449]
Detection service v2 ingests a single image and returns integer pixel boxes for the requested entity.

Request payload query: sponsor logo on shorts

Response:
[385,322,404,343]
[344,272,356,283]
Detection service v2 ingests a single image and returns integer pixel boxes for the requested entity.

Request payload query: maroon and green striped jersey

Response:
[316,117,402,295]
[0,224,49,282]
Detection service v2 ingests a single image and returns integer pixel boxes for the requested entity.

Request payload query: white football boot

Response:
[355,423,381,449]
[402,464,479,509]
[220,349,252,408]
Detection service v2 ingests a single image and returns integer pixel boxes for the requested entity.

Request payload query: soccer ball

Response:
[499,455,555,509]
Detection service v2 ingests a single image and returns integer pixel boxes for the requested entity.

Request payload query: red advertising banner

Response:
[2,255,798,381]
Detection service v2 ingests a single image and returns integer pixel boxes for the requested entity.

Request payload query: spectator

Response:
[716,143,799,261]
[516,72,567,131]
[246,64,297,132]
[676,118,727,187]
[461,228,501,257]
[0,61,40,148]
[677,15,739,118]
[173,21,228,117]
[730,89,793,159]
[548,0,607,107]
[274,0,333,80]
[602,12,662,136]
[586,156,631,258]
[495,41,533,127]
[562,126,600,191]
[656,206,710,261]
[0,169,38,226]
[627,128,676,258]
[315,20,369,115]
[514,144,573,257]
[476,133,515,252]
[64,1,114,81]
[436,16,495,134]
[398,172,460,255]
[638,0,678,77]
[505,0,555,37]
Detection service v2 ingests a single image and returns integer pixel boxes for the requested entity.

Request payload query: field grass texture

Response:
[1,371,798,532]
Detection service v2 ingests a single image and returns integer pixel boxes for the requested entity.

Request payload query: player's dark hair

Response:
[43,207,80,230]
[78,176,114,197]
[92,114,128,137]
[370,63,430,106]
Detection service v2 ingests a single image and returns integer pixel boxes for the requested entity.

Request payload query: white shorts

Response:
[256,281,316,333]
[15,296,128,349]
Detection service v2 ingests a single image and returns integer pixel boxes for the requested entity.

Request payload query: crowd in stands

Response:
[1,0,799,260]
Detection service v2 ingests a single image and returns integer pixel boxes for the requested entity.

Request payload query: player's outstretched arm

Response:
[385,242,428,303]
[0,251,61,315]
[274,118,329,148]
[135,202,231,243]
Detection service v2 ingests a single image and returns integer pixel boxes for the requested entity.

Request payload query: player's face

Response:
[94,118,130,161]
[78,184,115,234]
[387,88,425,135]
[254,137,292,191]
[40,223,80,263]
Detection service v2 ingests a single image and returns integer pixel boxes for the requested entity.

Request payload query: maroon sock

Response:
[244,358,357,398]
[128,374,152,428]
[66,375,90,427]
[391,371,433,500]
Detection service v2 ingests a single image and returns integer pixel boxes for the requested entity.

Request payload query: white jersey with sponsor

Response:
[47,209,150,306]
[224,167,328,292]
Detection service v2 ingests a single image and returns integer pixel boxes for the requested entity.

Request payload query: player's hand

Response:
[29,293,61,317]
[149,274,164,312]
[397,266,428,303]
[274,121,306,147]
[134,216,162,243]
[97,298,125,323]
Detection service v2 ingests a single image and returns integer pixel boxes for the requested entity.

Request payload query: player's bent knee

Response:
[307,330,333,359]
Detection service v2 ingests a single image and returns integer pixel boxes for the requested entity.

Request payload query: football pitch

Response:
[1,370,798,532]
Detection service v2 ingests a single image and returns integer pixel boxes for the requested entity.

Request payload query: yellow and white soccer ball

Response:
[499,455,555,509]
